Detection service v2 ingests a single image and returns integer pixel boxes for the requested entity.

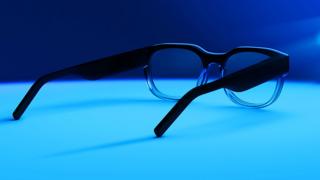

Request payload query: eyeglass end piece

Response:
[13,110,22,120]
[154,126,165,138]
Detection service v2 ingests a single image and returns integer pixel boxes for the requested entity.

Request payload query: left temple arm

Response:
[13,48,150,120]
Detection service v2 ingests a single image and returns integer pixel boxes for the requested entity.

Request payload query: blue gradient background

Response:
[0,0,320,82]
[1,1,320,179]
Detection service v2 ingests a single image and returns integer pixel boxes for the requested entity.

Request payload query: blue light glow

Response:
[317,33,320,45]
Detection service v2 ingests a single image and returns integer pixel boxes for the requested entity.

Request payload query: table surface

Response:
[0,80,319,180]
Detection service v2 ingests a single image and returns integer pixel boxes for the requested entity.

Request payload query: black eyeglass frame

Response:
[12,43,289,137]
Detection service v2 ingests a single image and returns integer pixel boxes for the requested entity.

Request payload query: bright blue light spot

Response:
[316,33,320,45]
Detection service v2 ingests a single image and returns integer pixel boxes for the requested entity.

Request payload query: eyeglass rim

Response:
[144,66,208,100]
[223,74,285,108]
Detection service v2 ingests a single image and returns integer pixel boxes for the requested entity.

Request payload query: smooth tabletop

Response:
[0,80,319,179]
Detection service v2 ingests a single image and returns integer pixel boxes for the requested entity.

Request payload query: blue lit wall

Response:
[0,0,319,81]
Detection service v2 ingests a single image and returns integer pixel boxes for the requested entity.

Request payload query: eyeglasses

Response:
[13,43,289,137]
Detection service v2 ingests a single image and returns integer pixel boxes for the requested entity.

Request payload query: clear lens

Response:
[149,48,204,99]
[223,52,280,106]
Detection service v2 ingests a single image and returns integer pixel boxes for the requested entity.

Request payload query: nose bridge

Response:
[203,53,225,67]
[200,53,225,84]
